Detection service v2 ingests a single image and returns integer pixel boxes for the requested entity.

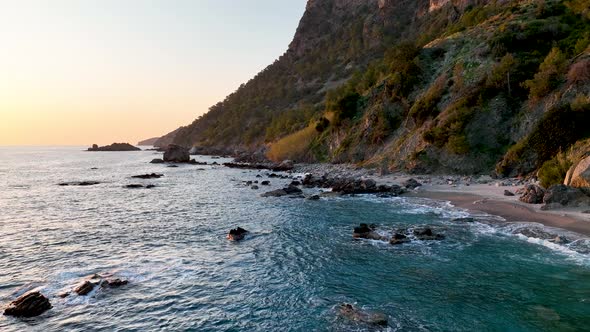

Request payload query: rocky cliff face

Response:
[164,0,590,177]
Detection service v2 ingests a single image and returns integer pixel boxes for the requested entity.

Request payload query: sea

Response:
[0,146,589,331]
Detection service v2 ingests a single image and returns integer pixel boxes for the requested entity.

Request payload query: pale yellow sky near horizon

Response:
[0,0,306,146]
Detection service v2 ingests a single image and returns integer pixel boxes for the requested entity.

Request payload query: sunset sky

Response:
[0,0,306,145]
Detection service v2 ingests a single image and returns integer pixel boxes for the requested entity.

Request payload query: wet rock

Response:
[337,303,388,327]
[306,195,320,200]
[163,144,190,163]
[102,278,128,288]
[353,224,384,241]
[146,184,156,189]
[519,184,546,204]
[167,164,179,168]
[74,280,96,296]
[125,184,145,189]
[188,159,207,165]
[227,227,249,241]
[58,181,101,186]
[261,181,271,185]
[451,217,475,223]
[251,185,259,190]
[150,158,165,164]
[504,190,515,196]
[131,173,163,179]
[413,228,445,241]
[3,292,51,317]
[403,178,422,189]
[290,180,301,186]
[389,232,411,245]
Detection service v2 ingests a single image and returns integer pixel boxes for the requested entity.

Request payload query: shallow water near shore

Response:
[1,146,589,331]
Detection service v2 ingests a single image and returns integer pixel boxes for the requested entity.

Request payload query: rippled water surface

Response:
[1,146,589,331]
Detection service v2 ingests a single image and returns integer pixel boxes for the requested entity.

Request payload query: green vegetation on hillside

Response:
[167,0,590,176]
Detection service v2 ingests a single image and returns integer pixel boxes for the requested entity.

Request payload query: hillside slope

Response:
[163,0,590,177]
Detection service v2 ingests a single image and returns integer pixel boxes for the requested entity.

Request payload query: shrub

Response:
[523,47,567,99]
[538,151,572,187]
[266,126,318,162]
[409,73,448,124]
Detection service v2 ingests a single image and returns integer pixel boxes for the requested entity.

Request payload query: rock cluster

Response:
[518,184,546,204]
[353,224,444,245]
[261,185,304,198]
[302,174,405,196]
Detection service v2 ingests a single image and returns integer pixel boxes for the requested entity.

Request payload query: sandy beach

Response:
[295,163,590,236]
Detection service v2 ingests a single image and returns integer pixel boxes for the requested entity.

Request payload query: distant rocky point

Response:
[137,137,159,146]
[87,143,141,152]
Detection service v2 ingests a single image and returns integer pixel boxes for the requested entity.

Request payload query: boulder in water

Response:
[150,158,165,164]
[227,227,249,241]
[389,232,411,245]
[352,224,384,241]
[74,280,96,296]
[3,291,51,317]
[413,228,445,241]
[163,144,190,163]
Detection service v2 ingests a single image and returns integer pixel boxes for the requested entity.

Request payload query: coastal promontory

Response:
[87,143,141,152]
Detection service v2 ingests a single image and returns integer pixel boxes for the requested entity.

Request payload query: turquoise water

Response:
[0,146,589,331]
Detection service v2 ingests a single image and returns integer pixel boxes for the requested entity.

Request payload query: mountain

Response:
[137,137,160,146]
[160,0,589,182]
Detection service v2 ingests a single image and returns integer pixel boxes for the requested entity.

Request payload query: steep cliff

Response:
[164,0,590,177]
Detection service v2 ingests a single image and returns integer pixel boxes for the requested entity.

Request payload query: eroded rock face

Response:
[163,144,190,163]
[565,156,590,189]
[3,291,51,317]
[519,184,546,204]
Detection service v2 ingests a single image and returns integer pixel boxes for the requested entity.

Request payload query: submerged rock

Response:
[58,181,101,186]
[451,217,475,223]
[150,158,165,164]
[131,173,163,179]
[227,227,249,241]
[3,291,51,317]
[337,303,388,327]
